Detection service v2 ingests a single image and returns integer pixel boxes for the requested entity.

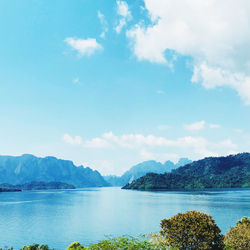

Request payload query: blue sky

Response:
[1,0,250,175]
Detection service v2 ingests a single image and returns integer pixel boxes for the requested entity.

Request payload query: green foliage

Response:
[67,241,85,250]
[83,235,159,250]
[19,244,51,250]
[160,211,224,250]
[123,153,250,190]
[224,217,250,250]
[149,232,177,249]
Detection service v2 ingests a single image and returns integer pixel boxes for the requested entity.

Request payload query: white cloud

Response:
[62,134,82,145]
[184,120,205,131]
[127,0,250,104]
[115,1,132,34]
[184,121,221,130]
[83,131,218,158]
[63,129,238,163]
[84,137,110,148]
[115,19,127,34]
[102,131,173,148]
[65,37,102,57]
[64,131,239,167]
[209,123,221,129]
[98,11,108,38]
[117,0,131,17]
[192,62,250,105]
[176,136,217,157]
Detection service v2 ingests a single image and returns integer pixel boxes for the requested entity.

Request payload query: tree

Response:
[160,211,224,249]
[67,242,84,250]
[224,217,250,249]
[20,245,50,250]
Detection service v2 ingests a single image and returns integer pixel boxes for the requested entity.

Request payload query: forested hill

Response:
[0,154,109,188]
[104,158,192,186]
[122,153,250,190]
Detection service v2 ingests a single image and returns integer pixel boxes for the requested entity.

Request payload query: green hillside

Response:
[122,153,250,190]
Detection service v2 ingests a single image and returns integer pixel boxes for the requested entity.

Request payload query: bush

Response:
[160,211,224,249]
[67,242,84,250]
[148,232,174,249]
[224,217,250,250]
[19,244,51,250]
[68,236,158,250]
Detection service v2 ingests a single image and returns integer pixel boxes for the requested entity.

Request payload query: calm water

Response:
[0,187,249,249]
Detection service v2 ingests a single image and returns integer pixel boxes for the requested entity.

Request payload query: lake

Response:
[0,187,249,249]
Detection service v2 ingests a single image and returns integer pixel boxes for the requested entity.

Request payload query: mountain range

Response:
[0,154,109,188]
[122,153,250,190]
[0,154,192,188]
[104,158,192,186]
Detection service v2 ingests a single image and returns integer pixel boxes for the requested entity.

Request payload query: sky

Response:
[1,0,250,175]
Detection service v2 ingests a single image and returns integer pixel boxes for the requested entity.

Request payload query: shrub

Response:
[160,211,224,249]
[85,235,157,250]
[224,217,250,250]
[148,232,174,249]
[19,244,51,250]
[67,242,84,250]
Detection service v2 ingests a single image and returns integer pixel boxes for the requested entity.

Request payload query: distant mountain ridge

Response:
[104,158,192,186]
[0,181,75,190]
[122,153,250,190]
[0,187,21,192]
[0,154,109,188]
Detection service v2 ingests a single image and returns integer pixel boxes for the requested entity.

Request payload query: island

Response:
[0,187,21,192]
[0,181,75,191]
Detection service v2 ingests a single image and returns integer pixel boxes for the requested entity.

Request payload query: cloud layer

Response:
[65,131,237,159]
[127,0,250,104]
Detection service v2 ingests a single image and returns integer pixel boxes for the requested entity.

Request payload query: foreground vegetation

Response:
[2,211,249,250]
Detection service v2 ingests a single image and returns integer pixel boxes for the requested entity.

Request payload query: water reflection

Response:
[0,187,249,249]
